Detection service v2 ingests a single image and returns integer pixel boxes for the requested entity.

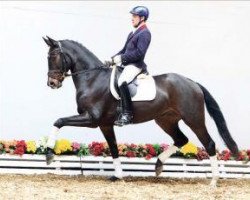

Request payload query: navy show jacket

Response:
[113,25,151,70]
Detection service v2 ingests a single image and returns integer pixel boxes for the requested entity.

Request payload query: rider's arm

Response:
[120,31,151,65]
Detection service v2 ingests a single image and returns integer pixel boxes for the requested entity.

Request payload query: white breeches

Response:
[118,64,142,86]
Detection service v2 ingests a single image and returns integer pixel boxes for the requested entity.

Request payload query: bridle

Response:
[47,41,106,82]
[47,42,71,81]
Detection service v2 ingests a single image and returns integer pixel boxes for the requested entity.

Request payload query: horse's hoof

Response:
[46,148,55,165]
[155,158,163,176]
[46,153,54,165]
[210,179,218,188]
[109,176,121,182]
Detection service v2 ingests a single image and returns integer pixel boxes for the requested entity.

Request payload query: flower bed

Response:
[0,138,249,162]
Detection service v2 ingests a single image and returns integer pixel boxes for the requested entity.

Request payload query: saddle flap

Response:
[110,65,156,101]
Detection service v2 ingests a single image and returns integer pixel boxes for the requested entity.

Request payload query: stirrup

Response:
[114,113,133,126]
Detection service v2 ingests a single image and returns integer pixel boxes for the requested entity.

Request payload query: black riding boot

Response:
[114,82,133,126]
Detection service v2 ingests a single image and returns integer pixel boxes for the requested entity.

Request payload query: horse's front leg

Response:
[46,112,97,165]
[100,126,123,181]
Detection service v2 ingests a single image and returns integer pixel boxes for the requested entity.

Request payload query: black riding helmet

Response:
[130,6,149,21]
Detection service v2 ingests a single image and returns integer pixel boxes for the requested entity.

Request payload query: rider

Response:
[108,6,151,126]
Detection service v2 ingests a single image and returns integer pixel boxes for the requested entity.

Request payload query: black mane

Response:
[63,39,87,51]
[61,39,103,66]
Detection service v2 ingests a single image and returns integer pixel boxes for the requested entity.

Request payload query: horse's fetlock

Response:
[54,118,64,128]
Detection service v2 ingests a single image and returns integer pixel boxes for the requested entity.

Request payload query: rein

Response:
[64,67,104,77]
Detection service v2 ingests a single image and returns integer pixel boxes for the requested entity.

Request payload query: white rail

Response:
[0,154,249,179]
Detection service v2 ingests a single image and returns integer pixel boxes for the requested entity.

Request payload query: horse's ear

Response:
[43,37,51,46]
[46,36,58,47]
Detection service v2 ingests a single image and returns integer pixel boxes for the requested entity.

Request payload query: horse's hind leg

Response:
[185,121,219,187]
[183,103,219,187]
[155,117,189,176]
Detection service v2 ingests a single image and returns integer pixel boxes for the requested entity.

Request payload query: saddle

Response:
[110,65,156,101]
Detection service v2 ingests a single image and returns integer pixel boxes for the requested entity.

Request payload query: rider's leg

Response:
[115,82,133,124]
[114,65,142,126]
[117,65,142,87]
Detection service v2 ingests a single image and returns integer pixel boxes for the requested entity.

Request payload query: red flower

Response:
[145,154,152,160]
[88,142,104,156]
[219,150,231,161]
[14,140,27,156]
[130,143,137,149]
[237,153,244,161]
[146,144,156,156]
[196,148,209,160]
[126,151,136,158]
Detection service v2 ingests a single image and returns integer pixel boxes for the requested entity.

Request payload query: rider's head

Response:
[130,6,149,28]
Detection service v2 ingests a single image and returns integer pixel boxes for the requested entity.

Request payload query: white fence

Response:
[0,154,249,179]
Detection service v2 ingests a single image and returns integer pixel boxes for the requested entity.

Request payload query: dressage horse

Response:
[43,36,238,186]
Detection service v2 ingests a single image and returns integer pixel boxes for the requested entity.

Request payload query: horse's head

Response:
[43,36,70,89]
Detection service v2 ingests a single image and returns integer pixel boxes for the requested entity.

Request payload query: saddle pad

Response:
[110,66,156,101]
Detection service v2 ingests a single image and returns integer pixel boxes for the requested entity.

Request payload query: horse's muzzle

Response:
[47,77,62,89]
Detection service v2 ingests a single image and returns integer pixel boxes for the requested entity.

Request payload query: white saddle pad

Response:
[110,66,156,101]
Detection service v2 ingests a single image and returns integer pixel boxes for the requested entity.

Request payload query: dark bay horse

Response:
[43,36,238,186]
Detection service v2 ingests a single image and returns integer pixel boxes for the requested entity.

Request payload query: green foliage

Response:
[77,144,89,157]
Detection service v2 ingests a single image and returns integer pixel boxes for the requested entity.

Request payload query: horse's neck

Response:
[64,41,108,91]
[70,45,103,72]
[72,57,102,73]
[72,68,111,93]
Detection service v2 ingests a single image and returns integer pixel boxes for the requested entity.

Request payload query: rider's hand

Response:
[112,55,122,65]
[104,60,114,67]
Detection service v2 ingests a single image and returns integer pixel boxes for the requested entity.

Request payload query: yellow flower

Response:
[54,139,72,155]
[26,141,36,153]
[180,142,198,155]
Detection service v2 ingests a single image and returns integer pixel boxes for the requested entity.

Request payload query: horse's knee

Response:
[53,118,64,128]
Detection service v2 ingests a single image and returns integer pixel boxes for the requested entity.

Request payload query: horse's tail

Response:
[197,83,239,156]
